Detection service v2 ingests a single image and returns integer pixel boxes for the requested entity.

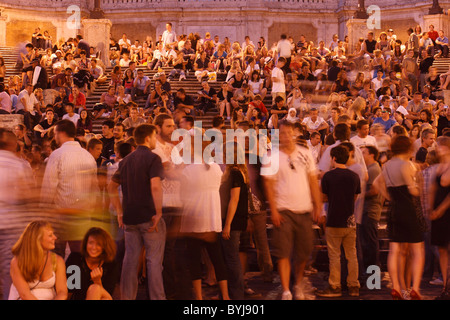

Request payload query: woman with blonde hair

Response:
[348,97,366,125]
[9,220,67,300]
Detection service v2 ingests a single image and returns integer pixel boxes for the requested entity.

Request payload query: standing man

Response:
[108,124,166,300]
[271,57,286,105]
[317,145,361,297]
[262,120,322,300]
[40,120,99,253]
[162,22,177,49]
[277,34,292,74]
[153,113,190,299]
[350,119,378,149]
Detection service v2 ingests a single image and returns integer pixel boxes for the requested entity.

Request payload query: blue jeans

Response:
[121,219,166,300]
[221,231,244,300]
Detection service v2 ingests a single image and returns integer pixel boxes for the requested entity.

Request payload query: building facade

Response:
[0,0,449,50]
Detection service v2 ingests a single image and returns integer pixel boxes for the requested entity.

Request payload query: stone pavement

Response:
[200,271,445,301]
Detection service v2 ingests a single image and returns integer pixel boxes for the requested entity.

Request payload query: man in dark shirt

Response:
[415,128,436,164]
[317,145,361,298]
[108,123,165,300]
[181,40,196,72]
[437,105,450,136]
[76,35,90,57]
[100,120,115,162]
[197,81,217,114]
[173,88,195,117]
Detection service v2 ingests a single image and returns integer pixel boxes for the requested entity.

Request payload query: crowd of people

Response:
[0,21,449,301]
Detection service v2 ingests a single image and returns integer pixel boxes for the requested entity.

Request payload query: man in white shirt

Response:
[242,36,255,53]
[262,120,322,300]
[118,33,132,54]
[350,119,378,149]
[40,119,98,252]
[277,34,292,74]
[319,123,367,177]
[307,131,322,164]
[16,83,40,130]
[302,108,329,136]
[271,57,286,104]
[162,22,177,49]
[62,103,80,126]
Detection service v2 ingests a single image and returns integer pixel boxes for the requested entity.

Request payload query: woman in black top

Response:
[66,227,119,300]
[331,70,349,94]
[220,149,249,300]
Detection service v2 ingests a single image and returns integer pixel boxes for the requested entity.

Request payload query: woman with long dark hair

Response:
[65,227,119,300]
[219,142,249,300]
[77,109,93,133]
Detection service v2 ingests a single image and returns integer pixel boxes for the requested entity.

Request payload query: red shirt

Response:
[69,93,86,109]
[428,30,439,42]
[249,100,268,115]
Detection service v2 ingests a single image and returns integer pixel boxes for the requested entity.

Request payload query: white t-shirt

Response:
[350,135,378,149]
[302,116,325,130]
[372,78,383,92]
[277,39,292,58]
[261,145,316,213]
[271,67,285,93]
[153,139,182,208]
[180,163,223,233]
[16,90,38,112]
[62,113,80,126]
[307,140,322,164]
[248,79,264,94]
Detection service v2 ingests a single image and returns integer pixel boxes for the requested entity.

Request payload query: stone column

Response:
[82,19,112,67]
[0,8,8,47]
[346,18,369,56]
[0,16,7,47]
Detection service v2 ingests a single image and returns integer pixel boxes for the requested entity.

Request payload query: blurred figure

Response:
[0,129,35,300]
[40,120,99,255]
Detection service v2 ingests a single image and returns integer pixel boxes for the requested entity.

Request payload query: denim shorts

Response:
[272,210,314,262]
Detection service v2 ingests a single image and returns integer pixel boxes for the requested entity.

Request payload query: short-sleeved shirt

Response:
[39,118,57,130]
[302,116,325,130]
[373,117,397,132]
[112,145,164,225]
[364,162,383,221]
[322,168,361,228]
[271,67,285,93]
[219,168,248,231]
[261,145,316,213]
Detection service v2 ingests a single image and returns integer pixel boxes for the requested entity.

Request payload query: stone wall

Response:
[6,20,57,47]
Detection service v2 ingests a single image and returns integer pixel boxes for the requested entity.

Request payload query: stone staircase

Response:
[1,46,392,274]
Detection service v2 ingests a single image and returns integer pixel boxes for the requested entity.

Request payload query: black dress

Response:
[383,159,424,243]
[431,174,450,247]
